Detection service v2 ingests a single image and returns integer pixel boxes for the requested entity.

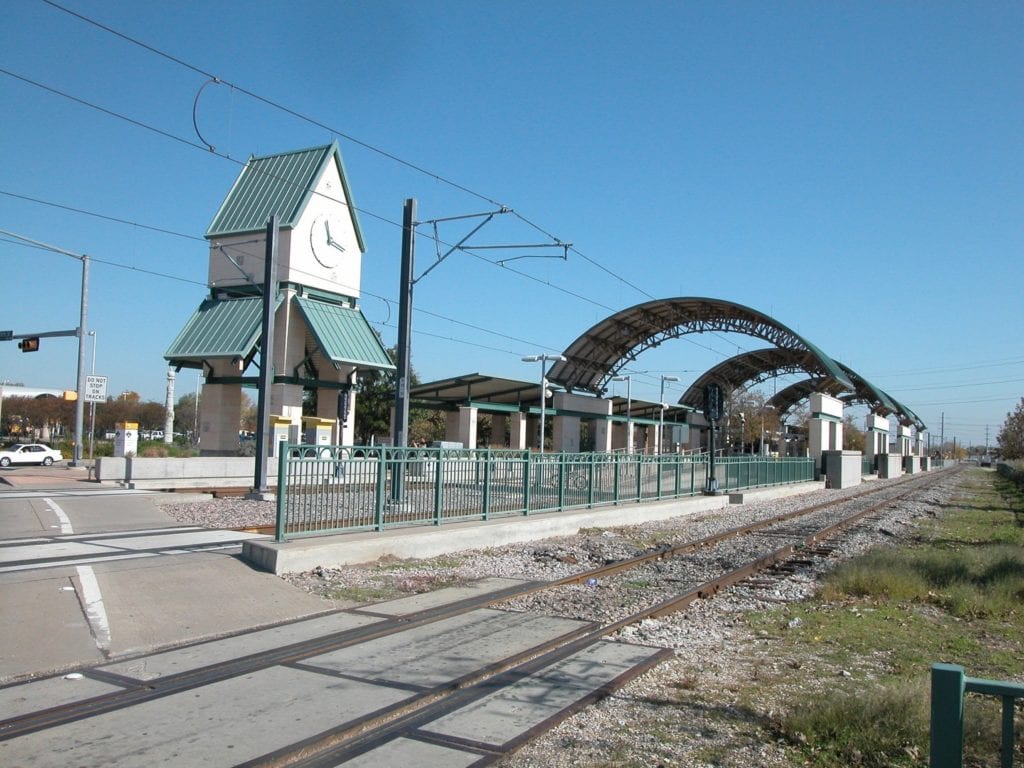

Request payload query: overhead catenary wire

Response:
[36,0,662,305]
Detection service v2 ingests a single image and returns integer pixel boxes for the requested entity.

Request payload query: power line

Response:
[0,233,207,287]
[0,190,204,242]
[38,0,659,305]
[885,377,1024,393]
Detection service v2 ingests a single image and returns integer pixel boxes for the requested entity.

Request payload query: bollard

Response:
[930,663,965,768]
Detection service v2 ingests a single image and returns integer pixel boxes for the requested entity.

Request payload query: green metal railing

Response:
[930,663,1023,768]
[862,455,876,475]
[274,446,815,541]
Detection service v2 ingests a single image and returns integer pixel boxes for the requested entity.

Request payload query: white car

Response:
[0,443,64,467]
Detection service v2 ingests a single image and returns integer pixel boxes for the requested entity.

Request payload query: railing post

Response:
[1002,696,1015,768]
[274,445,289,542]
[931,663,965,768]
[374,448,387,531]
[523,453,532,515]
[433,449,444,525]
[482,449,492,520]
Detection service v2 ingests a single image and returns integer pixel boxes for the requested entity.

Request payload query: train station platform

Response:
[243,481,826,575]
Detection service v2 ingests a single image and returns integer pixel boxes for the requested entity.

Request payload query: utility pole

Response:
[389,199,567,499]
[392,198,415,458]
[251,215,278,498]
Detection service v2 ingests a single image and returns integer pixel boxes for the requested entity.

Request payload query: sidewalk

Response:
[0,463,94,489]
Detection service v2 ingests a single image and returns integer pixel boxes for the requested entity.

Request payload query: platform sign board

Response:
[0,330,12,341]
[84,375,107,403]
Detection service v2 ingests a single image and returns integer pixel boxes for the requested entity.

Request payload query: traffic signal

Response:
[18,337,39,352]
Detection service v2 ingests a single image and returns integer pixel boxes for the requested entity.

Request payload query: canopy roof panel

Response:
[164,296,265,366]
[294,297,394,371]
[548,297,853,395]
[205,141,365,250]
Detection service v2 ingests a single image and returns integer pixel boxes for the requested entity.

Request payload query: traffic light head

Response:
[18,337,40,352]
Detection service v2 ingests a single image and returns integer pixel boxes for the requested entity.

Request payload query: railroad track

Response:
[0,467,961,767]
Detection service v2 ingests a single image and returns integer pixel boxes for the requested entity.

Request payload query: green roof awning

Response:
[165,296,266,364]
[295,297,395,371]
[204,141,365,251]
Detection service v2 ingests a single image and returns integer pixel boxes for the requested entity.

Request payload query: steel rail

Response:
[0,467,959,750]
[255,467,961,767]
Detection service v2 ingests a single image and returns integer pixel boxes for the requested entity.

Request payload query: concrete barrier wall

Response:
[822,450,863,490]
[96,456,276,489]
[878,454,904,479]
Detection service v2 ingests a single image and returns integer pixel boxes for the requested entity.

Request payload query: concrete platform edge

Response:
[243,481,825,575]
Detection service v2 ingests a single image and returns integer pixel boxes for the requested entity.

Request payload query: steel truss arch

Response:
[548,297,853,396]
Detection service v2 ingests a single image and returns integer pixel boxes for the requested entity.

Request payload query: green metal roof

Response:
[294,297,395,371]
[164,296,265,363]
[205,141,366,251]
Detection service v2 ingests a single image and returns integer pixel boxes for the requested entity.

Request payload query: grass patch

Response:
[374,554,466,571]
[740,469,1024,766]
[324,584,401,603]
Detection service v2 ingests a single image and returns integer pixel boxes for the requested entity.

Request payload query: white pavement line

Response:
[75,565,112,654]
[44,497,74,535]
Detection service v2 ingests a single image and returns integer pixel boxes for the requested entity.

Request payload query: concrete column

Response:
[199,359,244,456]
[553,414,580,452]
[592,418,613,453]
[458,406,478,449]
[445,411,460,444]
[611,420,628,452]
[809,393,844,476]
[916,430,927,457]
[897,424,912,456]
[864,413,890,470]
[644,425,656,454]
[687,412,708,452]
[490,414,507,447]
[509,412,527,450]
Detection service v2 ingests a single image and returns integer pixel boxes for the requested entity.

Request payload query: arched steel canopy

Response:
[676,347,925,431]
[548,297,854,396]
[768,373,926,431]
[678,348,846,409]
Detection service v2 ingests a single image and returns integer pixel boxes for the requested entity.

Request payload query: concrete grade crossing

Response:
[0,581,666,767]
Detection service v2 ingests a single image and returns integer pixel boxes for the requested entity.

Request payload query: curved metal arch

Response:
[678,348,845,409]
[675,347,926,431]
[548,297,854,396]
[768,373,926,431]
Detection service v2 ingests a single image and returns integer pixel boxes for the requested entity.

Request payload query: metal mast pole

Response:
[392,198,416,501]
[393,198,415,452]
[252,215,278,496]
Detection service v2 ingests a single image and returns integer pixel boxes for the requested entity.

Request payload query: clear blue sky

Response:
[2,0,1021,448]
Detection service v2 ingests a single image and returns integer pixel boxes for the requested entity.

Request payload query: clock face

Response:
[310,212,347,268]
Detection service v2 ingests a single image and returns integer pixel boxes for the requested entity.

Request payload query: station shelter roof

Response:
[548,297,853,396]
[408,373,692,424]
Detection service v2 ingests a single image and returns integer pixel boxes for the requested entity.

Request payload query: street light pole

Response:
[658,375,680,455]
[522,354,566,456]
[761,404,776,456]
[612,375,633,454]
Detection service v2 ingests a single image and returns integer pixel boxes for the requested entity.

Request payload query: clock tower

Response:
[166,142,394,455]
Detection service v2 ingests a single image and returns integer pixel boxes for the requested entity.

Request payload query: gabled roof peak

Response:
[205,141,365,250]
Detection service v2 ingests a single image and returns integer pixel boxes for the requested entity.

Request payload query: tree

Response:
[173,392,199,441]
[352,344,442,446]
[843,415,865,452]
[997,397,1024,460]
